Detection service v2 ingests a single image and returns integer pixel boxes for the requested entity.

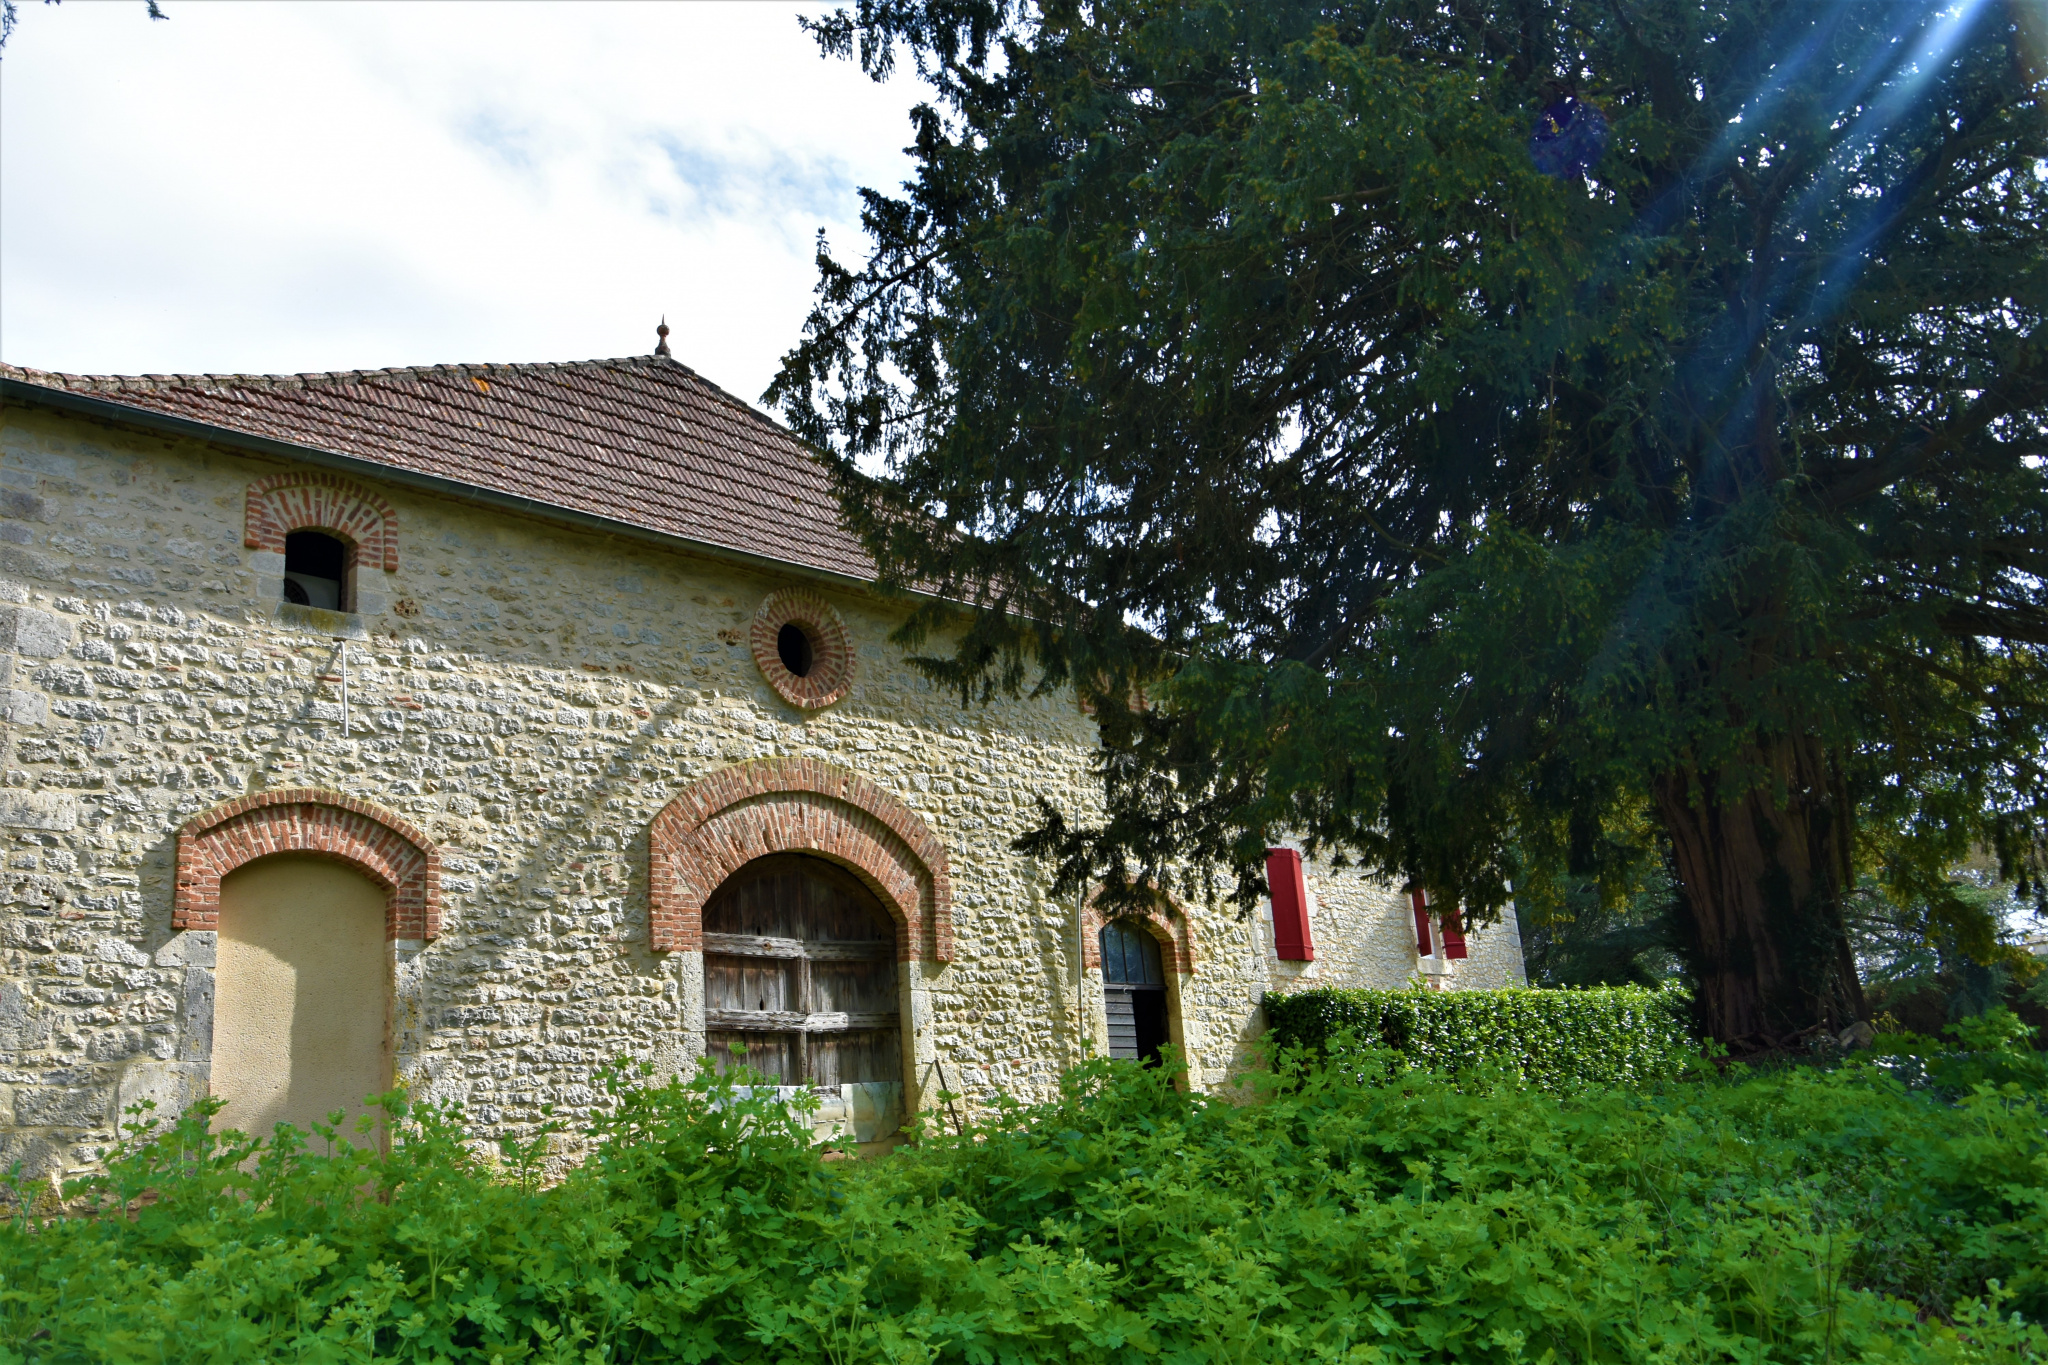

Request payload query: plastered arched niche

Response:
[648,758,952,1110]
[142,790,440,1132]
[1082,893,1199,1085]
[213,856,390,1138]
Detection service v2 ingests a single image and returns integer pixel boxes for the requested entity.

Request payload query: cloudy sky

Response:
[0,0,922,407]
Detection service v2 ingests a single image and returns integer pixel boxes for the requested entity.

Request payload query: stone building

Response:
[0,342,1523,1182]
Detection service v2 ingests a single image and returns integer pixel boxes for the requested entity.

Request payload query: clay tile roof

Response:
[0,354,876,583]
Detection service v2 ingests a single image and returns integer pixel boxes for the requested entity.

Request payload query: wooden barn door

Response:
[702,854,902,1088]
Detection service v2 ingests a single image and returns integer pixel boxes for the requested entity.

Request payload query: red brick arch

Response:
[1083,891,1196,976]
[649,758,951,961]
[174,789,440,940]
[244,473,399,571]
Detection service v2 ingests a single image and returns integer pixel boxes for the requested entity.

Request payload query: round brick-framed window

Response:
[751,588,855,708]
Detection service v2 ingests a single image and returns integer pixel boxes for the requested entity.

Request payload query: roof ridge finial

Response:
[654,316,672,358]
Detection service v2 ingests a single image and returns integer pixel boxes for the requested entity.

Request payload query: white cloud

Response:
[0,0,921,407]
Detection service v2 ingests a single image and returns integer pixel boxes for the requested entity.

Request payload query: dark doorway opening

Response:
[1100,918,1170,1066]
[283,530,349,611]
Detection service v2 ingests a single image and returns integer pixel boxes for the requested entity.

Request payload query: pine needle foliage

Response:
[768,0,2048,1043]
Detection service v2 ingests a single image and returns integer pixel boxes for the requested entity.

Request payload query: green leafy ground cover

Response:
[3,1029,2044,1363]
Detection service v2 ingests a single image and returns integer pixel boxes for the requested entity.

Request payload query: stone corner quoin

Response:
[0,378,1525,1184]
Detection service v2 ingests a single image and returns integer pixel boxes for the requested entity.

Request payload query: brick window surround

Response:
[175,789,441,941]
[244,473,400,571]
[1081,892,1196,976]
[751,588,855,709]
[649,757,951,960]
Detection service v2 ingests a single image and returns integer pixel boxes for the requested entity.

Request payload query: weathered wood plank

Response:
[702,933,892,962]
[812,1028,903,1087]
[705,1030,799,1082]
[705,1008,900,1033]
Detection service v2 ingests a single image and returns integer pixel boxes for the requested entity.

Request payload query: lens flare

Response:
[2012,0,2048,89]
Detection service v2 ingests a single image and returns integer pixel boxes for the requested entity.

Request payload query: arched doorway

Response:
[701,854,903,1097]
[1101,919,1170,1066]
[212,855,390,1138]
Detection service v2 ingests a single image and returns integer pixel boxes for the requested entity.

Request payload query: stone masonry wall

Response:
[1,400,1522,1184]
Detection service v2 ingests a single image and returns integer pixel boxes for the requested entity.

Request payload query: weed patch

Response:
[3,1030,2044,1361]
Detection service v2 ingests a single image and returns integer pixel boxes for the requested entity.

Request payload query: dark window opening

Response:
[1100,919,1169,1066]
[777,622,814,677]
[283,531,349,612]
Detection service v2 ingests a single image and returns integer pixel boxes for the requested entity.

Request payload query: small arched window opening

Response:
[283,530,351,611]
[1100,918,1168,1066]
[777,621,815,678]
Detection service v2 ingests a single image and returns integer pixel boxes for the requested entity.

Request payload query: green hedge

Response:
[1262,983,1696,1091]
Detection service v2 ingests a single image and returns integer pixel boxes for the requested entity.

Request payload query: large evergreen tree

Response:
[769,0,2048,1046]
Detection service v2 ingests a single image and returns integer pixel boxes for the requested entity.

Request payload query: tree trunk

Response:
[1651,735,1868,1048]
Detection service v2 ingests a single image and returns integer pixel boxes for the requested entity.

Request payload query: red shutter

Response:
[1410,887,1433,956]
[1439,903,1469,960]
[1266,848,1314,961]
